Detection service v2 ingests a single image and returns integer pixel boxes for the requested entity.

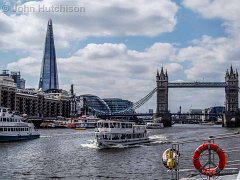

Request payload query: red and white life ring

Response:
[192,143,226,177]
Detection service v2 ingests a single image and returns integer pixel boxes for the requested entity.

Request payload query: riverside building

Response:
[0,19,71,118]
[0,75,71,118]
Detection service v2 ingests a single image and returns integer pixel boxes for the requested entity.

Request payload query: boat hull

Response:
[146,126,163,129]
[146,123,163,129]
[0,134,40,142]
[96,138,150,149]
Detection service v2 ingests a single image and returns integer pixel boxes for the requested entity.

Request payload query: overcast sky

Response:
[0,0,240,113]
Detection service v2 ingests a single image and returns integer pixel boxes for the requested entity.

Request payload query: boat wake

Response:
[149,134,170,144]
[111,144,126,148]
[80,139,98,149]
[39,135,51,138]
[111,144,142,149]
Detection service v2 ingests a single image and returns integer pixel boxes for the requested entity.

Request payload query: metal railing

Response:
[164,132,240,180]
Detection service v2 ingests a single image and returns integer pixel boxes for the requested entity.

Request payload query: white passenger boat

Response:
[146,122,163,129]
[146,117,164,129]
[95,120,149,148]
[75,115,101,129]
[0,107,40,142]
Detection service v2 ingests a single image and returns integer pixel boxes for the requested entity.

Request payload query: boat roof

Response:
[97,120,134,124]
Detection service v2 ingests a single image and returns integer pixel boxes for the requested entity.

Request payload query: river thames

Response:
[1,124,240,180]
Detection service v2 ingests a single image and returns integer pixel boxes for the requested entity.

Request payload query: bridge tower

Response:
[224,66,240,126]
[155,67,171,127]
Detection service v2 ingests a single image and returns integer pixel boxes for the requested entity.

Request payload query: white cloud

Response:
[177,35,240,81]
[4,0,240,112]
[183,0,240,36]
[0,0,178,51]
[7,35,240,112]
[7,39,239,112]
[7,56,41,77]
[178,0,240,81]
[7,42,182,105]
[183,0,240,21]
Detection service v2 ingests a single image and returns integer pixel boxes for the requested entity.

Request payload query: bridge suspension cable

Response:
[112,87,157,114]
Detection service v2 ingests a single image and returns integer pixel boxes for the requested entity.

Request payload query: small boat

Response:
[146,122,163,129]
[95,120,149,148]
[0,107,40,142]
[66,118,77,128]
[146,117,164,129]
[75,122,86,130]
[74,115,101,130]
[201,121,215,125]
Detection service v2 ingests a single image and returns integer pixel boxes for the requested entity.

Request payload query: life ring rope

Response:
[192,143,226,177]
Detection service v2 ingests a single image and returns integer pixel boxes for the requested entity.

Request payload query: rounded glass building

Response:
[76,95,134,115]
[77,94,111,115]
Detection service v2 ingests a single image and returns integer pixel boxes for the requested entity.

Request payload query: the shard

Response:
[39,19,59,91]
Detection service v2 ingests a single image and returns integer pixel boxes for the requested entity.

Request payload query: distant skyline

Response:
[0,0,239,112]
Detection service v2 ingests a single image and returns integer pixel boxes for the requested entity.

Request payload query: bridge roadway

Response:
[168,82,226,88]
[99,112,223,117]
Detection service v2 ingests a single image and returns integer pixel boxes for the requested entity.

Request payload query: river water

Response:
[1,124,240,180]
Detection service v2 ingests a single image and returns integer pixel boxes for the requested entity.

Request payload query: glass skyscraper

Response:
[39,19,59,91]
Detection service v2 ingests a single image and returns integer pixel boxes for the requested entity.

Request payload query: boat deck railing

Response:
[164,132,240,180]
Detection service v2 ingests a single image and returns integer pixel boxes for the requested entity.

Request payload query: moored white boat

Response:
[74,115,101,130]
[67,115,101,129]
[0,107,40,142]
[146,122,163,129]
[95,120,149,148]
[201,121,215,125]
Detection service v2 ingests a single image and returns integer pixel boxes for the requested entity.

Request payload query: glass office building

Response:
[76,94,111,115]
[75,95,134,115]
[103,98,134,114]
[39,19,59,91]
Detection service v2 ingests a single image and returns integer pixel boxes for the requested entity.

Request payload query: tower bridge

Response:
[155,66,239,127]
[85,66,239,127]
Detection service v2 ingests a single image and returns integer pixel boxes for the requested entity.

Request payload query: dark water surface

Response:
[1,124,240,180]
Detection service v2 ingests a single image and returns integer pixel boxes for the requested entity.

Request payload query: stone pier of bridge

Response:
[155,67,172,127]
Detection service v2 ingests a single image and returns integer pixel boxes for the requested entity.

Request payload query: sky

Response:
[0,0,240,113]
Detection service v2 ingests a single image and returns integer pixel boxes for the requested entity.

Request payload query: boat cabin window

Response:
[2,118,6,122]
[121,123,125,128]
[126,123,132,128]
[2,109,6,113]
[0,128,2,131]
[112,122,120,128]
[104,123,109,128]
[110,123,114,128]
